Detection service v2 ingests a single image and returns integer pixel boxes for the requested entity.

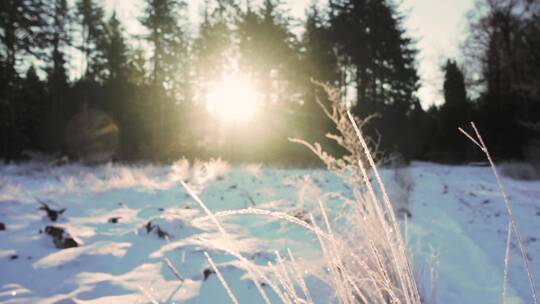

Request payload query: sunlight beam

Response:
[206,76,259,123]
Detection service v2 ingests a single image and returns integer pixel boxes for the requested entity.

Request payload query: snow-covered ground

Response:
[0,160,538,303]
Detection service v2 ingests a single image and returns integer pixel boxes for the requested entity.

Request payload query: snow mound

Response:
[33,241,131,269]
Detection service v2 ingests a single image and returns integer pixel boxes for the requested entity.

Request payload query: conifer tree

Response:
[329,0,421,158]
[45,0,73,152]
[140,0,190,157]
[0,0,49,159]
[76,0,107,83]
[440,59,471,160]
[330,0,419,112]
[105,12,129,82]
[101,12,135,158]
[20,66,48,151]
[443,60,467,108]
[237,0,300,105]
[302,3,340,110]
[193,0,237,90]
[299,3,340,154]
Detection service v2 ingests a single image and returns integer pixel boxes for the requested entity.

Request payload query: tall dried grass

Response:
[179,83,420,303]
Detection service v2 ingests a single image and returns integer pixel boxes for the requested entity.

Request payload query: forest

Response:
[1,0,539,165]
[2,1,540,303]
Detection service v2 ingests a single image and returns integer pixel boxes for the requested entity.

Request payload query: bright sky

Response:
[401,0,475,107]
[102,0,475,108]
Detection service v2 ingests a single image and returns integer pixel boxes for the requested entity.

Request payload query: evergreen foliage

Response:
[76,0,108,82]
[45,0,73,153]
[328,0,421,159]
[139,0,190,158]
[0,0,49,159]
[0,0,539,164]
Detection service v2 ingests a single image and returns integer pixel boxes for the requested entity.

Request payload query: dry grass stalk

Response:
[459,122,538,304]
[137,285,159,304]
[502,221,512,304]
[286,249,314,303]
[347,110,419,302]
[289,81,379,185]
[181,181,277,304]
[163,257,185,283]
[204,251,240,304]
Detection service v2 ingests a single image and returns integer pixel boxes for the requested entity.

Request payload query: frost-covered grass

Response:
[1,159,539,303]
[285,87,419,303]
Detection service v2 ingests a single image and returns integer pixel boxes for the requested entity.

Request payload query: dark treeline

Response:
[1,0,539,165]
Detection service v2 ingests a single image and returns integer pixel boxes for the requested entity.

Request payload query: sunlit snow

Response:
[0,161,538,303]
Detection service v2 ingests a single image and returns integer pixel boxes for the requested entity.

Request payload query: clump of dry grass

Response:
[289,81,380,186]
[177,83,420,303]
[289,83,419,302]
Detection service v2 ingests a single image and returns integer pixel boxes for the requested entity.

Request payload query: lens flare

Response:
[206,76,259,123]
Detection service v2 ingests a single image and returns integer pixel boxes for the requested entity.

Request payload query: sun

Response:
[206,76,260,123]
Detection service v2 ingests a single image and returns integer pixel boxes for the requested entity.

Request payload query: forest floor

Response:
[0,160,539,303]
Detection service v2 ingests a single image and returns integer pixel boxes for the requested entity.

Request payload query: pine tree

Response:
[0,0,49,74]
[299,3,341,156]
[233,0,303,162]
[76,0,107,83]
[301,3,339,110]
[303,3,339,88]
[0,0,49,159]
[443,60,467,108]
[105,12,129,82]
[193,0,236,90]
[102,11,130,119]
[330,0,419,111]
[440,59,471,161]
[102,12,147,160]
[20,66,48,151]
[329,0,421,158]
[237,0,300,105]
[139,0,190,157]
[45,0,73,152]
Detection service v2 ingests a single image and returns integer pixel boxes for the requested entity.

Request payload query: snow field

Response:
[0,160,538,303]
